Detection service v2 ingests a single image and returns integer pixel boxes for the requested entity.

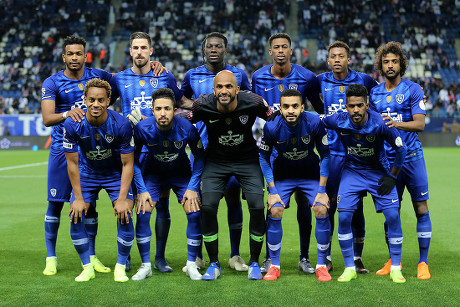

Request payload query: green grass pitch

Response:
[0,148,459,306]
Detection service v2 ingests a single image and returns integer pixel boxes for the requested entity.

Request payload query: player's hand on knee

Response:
[267,194,284,210]
[313,192,329,209]
[69,199,88,224]
[127,107,142,126]
[67,108,85,123]
[136,192,154,214]
[377,175,397,196]
[181,190,201,212]
[114,198,133,224]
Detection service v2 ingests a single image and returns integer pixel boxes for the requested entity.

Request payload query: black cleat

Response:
[354,258,369,274]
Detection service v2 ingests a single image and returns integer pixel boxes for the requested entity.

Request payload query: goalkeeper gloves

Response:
[127,107,142,126]
[377,175,396,196]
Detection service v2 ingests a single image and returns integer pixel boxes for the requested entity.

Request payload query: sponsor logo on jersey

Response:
[78,83,84,91]
[150,78,158,88]
[259,143,269,151]
[95,133,101,141]
[218,130,243,146]
[174,141,183,149]
[347,144,375,157]
[239,115,248,124]
[282,148,308,160]
[395,94,404,104]
[386,96,392,103]
[225,118,232,125]
[63,142,73,149]
[301,135,310,144]
[288,83,298,90]
[339,86,345,93]
[86,146,112,160]
[163,140,169,147]
[366,135,376,142]
[131,91,152,110]
[154,151,179,163]
[50,189,57,197]
[105,134,114,143]
[278,84,284,92]
[139,80,145,87]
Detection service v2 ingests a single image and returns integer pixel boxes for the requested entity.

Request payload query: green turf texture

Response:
[0,148,459,306]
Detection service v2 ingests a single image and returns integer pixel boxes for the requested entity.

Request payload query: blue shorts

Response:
[337,167,399,212]
[396,158,429,202]
[47,148,72,202]
[144,174,190,202]
[326,154,345,199]
[70,176,134,204]
[275,178,319,209]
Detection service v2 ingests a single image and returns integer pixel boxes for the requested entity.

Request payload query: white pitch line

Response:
[0,161,48,171]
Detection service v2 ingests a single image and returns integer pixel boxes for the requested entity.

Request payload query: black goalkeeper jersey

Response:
[187,90,273,161]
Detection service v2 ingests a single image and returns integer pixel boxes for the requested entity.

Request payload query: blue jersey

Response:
[133,116,205,192]
[369,78,425,162]
[322,110,406,172]
[259,112,329,182]
[251,64,321,111]
[317,70,378,156]
[63,109,134,179]
[41,68,112,151]
[110,68,182,117]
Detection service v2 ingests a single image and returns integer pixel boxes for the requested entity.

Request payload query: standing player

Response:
[41,35,112,276]
[323,84,407,283]
[186,70,273,280]
[317,41,379,273]
[252,33,323,274]
[63,79,135,282]
[110,32,183,274]
[131,88,205,281]
[259,89,332,282]
[370,41,432,280]
[180,32,251,271]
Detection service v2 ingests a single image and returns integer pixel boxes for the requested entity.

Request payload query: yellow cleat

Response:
[376,259,402,275]
[417,262,431,280]
[390,268,406,283]
[90,256,111,273]
[75,264,95,282]
[114,263,129,282]
[337,268,357,282]
[43,258,57,276]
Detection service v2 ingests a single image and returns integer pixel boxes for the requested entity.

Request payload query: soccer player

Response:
[317,41,379,273]
[180,32,252,271]
[41,35,113,276]
[323,84,407,283]
[131,88,205,281]
[259,89,331,281]
[186,70,273,280]
[63,78,135,282]
[252,33,323,274]
[370,41,432,280]
[110,32,183,274]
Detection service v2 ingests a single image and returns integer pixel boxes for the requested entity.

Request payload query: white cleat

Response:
[185,262,202,280]
[131,263,152,281]
[183,257,205,272]
[228,255,249,271]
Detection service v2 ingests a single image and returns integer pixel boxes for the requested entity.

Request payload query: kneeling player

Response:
[64,79,135,282]
[132,88,204,280]
[323,84,407,283]
[259,89,331,281]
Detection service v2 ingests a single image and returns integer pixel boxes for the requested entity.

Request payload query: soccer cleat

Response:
[43,258,57,276]
[316,266,332,282]
[202,262,221,281]
[90,256,111,273]
[263,266,281,281]
[248,262,263,280]
[185,262,202,280]
[114,263,129,282]
[154,258,173,273]
[260,258,271,273]
[228,255,249,271]
[337,268,357,282]
[298,258,315,274]
[75,264,95,282]
[125,255,131,272]
[326,259,333,272]
[354,258,369,274]
[417,262,431,280]
[376,259,402,276]
[131,264,152,281]
[182,257,205,273]
[390,268,406,283]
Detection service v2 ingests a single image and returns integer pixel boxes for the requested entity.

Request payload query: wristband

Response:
[268,186,278,195]
[318,185,326,194]
[62,111,68,119]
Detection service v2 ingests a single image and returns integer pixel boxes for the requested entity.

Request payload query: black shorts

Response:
[201,159,265,196]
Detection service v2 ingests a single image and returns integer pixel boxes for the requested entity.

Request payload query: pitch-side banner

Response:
[0,115,52,136]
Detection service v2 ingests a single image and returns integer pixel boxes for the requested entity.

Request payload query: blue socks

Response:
[315,215,331,266]
[416,211,431,264]
[338,210,354,268]
[267,215,282,266]
[136,211,152,263]
[155,198,170,260]
[383,208,403,267]
[44,201,63,257]
[84,204,98,256]
[117,218,134,265]
[70,215,90,265]
[186,211,202,261]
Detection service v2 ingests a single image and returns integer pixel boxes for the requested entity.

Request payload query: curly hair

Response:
[374,41,408,77]
[328,40,350,58]
[63,34,86,50]
[84,78,111,99]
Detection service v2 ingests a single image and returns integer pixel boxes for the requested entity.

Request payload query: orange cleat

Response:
[417,262,431,280]
[316,266,332,282]
[376,259,402,275]
[263,266,281,281]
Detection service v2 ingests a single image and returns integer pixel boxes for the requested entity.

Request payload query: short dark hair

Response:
[63,35,86,51]
[280,89,302,101]
[84,78,111,98]
[201,32,228,62]
[346,84,368,103]
[151,88,176,108]
[130,32,152,47]
[268,33,291,47]
[374,41,408,77]
[328,40,350,58]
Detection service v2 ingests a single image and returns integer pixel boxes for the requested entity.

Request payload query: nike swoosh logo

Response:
[209,119,219,123]
[264,87,275,91]
[80,136,90,139]
[324,88,333,91]
[42,96,52,99]
[391,199,398,203]
[420,234,429,237]
[128,193,133,196]
[199,79,207,83]
[65,89,73,93]
[276,141,286,144]
[421,192,428,196]
[395,240,403,244]
[374,99,383,104]
[340,132,350,135]
[125,84,134,88]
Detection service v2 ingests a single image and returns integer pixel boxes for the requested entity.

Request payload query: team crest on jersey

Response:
[337,195,341,203]
[105,134,114,143]
[278,84,284,92]
[150,78,158,88]
[301,135,310,144]
[225,118,232,125]
[290,137,297,145]
[288,83,298,90]
[174,141,183,149]
[95,133,101,141]
[386,96,392,103]
[366,135,376,142]
[395,94,404,104]
[339,86,345,93]
[355,134,361,140]
[239,115,248,124]
[139,80,145,87]
[78,83,84,90]
[163,140,169,147]
[50,189,57,197]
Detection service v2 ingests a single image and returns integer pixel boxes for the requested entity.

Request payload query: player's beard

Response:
[66,61,83,72]
[134,57,149,70]
[383,69,400,80]
[216,93,236,106]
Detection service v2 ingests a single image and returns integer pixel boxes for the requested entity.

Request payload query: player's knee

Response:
[413,200,428,215]
[383,208,400,225]
[338,210,354,228]
[244,193,265,211]
[313,204,328,217]
[269,206,284,219]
